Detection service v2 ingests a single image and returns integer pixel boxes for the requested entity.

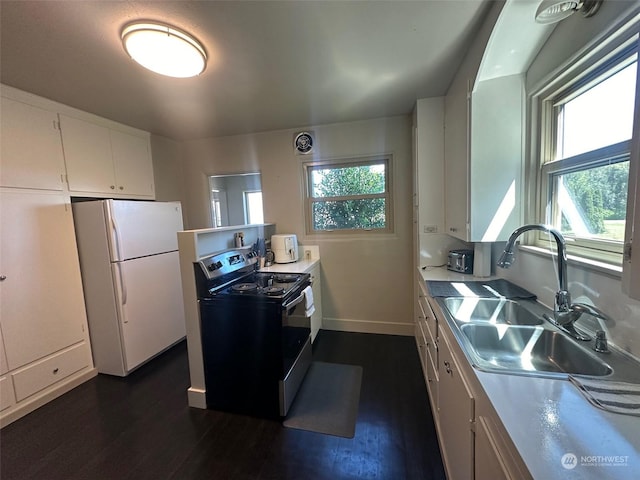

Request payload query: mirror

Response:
[208,173,263,227]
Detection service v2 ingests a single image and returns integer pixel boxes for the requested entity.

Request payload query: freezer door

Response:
[112,251,186,372]
[107,200,183,261]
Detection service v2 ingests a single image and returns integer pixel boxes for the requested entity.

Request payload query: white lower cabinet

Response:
[308,264,323,342]
[438,329,475,480]
[11,343,90,402]
[0,376,15,412]
[416,285,531,480]
[476,416,512,480]
[416,282,439,414]
[0,188,95,426]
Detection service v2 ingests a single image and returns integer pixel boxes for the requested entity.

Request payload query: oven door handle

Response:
[283,292,305,311]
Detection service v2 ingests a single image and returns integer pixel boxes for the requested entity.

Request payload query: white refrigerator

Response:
[73,200,186,376]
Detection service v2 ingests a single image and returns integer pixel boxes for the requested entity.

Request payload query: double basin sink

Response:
[438,296,639,380]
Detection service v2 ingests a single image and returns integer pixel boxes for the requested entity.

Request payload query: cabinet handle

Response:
[110,185,115,190]
[449,227,457,232]
[0,275,6,281]
[119,186,124,190]
[443,360,452,374]
[53,368,59,374]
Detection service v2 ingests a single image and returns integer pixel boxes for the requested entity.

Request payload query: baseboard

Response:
[0,367,98,428]
[187,387,207,409]
[322,317,414,336]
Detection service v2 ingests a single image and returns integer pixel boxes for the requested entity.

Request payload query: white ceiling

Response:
[0,1,491,140]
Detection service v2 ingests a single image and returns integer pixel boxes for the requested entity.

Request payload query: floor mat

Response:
[283,361,363,438]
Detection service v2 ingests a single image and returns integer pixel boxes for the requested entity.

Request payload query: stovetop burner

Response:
[231,283,259,293]
[210,271,309,299]
[271,274,299,283]
[263,286,285,295]
[197,251,310,301]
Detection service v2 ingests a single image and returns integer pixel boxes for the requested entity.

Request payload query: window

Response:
[244,190,264,224]
[208,173,262,227]
[537,37,638,262]
[211,189,223,227]
[303,156,392,233]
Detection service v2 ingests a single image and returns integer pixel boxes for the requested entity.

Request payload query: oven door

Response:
[279,286,312,416]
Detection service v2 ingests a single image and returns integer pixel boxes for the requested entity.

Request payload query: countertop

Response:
[259,258,319,274]
[419,267,640,479]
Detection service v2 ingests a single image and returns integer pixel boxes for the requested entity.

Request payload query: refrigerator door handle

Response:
[115,262,128,308]
[108,202,124,261]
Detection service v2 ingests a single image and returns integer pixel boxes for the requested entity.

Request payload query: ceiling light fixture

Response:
[121,22,207,78]
[534,0,603,24]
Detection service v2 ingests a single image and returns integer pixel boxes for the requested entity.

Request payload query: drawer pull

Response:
[443,361,452,374]
[53,368,59,374]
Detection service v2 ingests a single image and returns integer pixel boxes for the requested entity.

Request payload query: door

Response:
[0,189,86,369]
[438,332,475,480]
[0,97,66,191]
[59,114,115,193]
[113,251,185,372]
[107,200,183,261]
[110,129,155,197]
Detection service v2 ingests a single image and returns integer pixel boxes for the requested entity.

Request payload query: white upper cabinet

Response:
[444,1,534,243]
[59,114,114,193]
[110,129,155,197]
[60,114,155,199]
[0,97,66,191]
[468,75,523,242]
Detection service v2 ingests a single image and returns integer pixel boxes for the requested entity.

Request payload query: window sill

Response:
[518,245,622,279]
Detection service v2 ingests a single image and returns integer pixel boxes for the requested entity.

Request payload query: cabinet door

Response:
[475,416,510,480]
[0,327,9,375]
[110,129,155,197]
[309,264,322,342]
[438,332,475,480]
[0,97,65,190]
[59,114,116,193]
[444,79,470,240]
[0,189,86,369]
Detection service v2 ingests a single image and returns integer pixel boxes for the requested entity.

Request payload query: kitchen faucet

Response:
[496,224,606,341]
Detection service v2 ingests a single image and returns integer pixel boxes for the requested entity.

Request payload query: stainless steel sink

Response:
[460,324,613,376]
[443,298,543,326]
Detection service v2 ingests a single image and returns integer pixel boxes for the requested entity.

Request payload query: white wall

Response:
[179,116,415,335]
[495,0,640,359]
[150,135,185,203]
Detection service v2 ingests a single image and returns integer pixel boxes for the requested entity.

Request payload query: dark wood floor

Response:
[1,330,445,480]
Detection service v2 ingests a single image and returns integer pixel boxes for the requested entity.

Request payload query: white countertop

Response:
[419,265,496,282]
[419,267,640,479]
[259,258,319,274]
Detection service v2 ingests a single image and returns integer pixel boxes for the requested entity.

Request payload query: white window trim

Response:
[528,16,640,267]
[302,154,394,235]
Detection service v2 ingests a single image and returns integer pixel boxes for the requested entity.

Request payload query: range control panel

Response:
[198,249,258,280]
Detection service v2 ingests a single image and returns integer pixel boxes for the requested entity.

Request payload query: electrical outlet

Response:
[423,225,438,234]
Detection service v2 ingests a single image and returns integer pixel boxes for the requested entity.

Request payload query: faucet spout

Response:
[497,224,570,312]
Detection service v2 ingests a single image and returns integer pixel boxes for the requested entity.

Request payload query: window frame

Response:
[302,155,394,235]
[532,30,639,265]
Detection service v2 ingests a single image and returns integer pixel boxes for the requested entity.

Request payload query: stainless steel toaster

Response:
[447,249,474,274]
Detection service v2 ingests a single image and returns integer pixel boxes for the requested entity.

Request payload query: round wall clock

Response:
[294,132,313,154]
